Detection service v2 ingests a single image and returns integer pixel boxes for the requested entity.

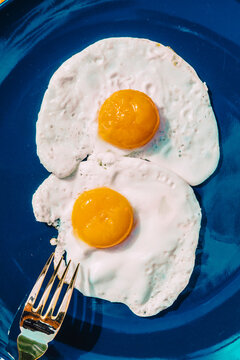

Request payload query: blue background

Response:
[0,1,240,359]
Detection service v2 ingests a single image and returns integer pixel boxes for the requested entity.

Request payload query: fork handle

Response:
[17,334,48,360]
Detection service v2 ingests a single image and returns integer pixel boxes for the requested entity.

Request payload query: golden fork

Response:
[17,253,79,360]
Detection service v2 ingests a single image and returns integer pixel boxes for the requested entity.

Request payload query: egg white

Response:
[36,37,219,185]
[32,155,201,317]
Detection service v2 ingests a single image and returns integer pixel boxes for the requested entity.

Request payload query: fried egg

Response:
[32,155,201,317]
[36,37,219,185]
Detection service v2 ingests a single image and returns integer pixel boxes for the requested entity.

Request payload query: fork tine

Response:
[55,264,80,324]
[26,253,54,307]
[34,255,63,314]
[44,259,71,317]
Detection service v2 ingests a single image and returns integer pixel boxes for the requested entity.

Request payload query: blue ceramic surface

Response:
[0,1,240,359]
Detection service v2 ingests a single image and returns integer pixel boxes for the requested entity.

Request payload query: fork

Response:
[17,253,79,360]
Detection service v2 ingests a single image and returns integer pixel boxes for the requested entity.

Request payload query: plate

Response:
[0,1,240,359]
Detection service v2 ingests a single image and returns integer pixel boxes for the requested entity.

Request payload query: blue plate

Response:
[1,1,240,359]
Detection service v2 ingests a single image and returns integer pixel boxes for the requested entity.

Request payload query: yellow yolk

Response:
[98,89,160,149]
[72,187,134,248]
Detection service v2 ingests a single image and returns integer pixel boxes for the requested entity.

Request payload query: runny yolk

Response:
[71,187,134,248]
[98,89,160,149]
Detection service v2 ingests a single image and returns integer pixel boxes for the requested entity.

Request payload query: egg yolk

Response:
[72,187,134,248]
[98,89,160,149]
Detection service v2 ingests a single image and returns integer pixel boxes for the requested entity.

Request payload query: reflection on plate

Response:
[0,0,240,359]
